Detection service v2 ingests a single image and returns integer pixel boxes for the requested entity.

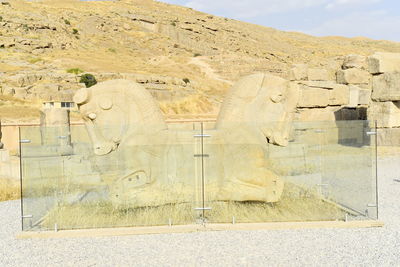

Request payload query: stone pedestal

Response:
[40,108,72,155]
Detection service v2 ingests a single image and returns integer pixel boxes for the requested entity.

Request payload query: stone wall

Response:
[290,54,371,122]
[290,52,400,146]
[367,53,400,145]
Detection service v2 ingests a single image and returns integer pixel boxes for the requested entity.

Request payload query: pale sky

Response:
[160,0,400,42]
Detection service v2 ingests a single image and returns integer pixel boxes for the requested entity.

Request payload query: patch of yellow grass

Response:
[0,105,40,119]
[28,57,43,64]
[0,178,20,202]
[42,183,344,230]
[378,146,400,157]
[160,95,214,114]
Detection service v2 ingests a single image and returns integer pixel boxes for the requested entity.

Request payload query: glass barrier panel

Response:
[20,126,65,231]
[20,120,378,231]
[29,123,200,230]
[320,120,377,220]
[201,122,343,224]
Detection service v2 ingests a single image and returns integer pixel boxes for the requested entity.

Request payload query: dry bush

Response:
[0,178,20,202]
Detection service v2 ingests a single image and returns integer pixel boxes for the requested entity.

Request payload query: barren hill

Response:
[1,0,400,122]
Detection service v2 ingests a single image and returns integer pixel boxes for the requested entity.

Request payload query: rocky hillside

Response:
[1,0,400,122]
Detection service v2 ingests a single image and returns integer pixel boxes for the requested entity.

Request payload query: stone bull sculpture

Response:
[73,73,299,207]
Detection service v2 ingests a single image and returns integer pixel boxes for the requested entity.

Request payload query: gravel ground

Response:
[0,156,399,267]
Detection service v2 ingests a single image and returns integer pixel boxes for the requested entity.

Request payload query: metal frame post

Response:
[19,127,23,231]
[375,120,379,220]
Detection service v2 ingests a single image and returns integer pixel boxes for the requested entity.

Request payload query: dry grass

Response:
[0,95,40,120]
[159,95,215,114]
[0,178,20,202]
[41,183,344,230]
[378,146,400,156]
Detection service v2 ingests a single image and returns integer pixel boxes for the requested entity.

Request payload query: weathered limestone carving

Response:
[368,52,400,74]
[216,73,299,146]
[74,75,296,207]
[74,79,167,156]
[371,72,400,101]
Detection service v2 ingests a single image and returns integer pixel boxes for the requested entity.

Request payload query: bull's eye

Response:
[270,93,284,103]
[99,97,113,110]
[88,113,97,120]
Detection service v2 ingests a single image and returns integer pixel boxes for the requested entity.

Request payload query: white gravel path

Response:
[0,156,399,267]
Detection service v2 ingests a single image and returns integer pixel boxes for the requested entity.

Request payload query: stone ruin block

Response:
[329,84,349,106]
[290,66,331,82]
[40,108,72,155]
[377,128,400,146]
[336,68,370,85]
[342,54,367,70]
[294,107,341,122]
[347,85,360,108]
[0,86,14,96]
[13,88,28,99]
[297,85,329,108]
[298,81,336,89]
[368,52,400,74]
[307,68,329,81]
[358,89,371,106]
[367,101,400,128]
[289,64,308,81]
[371,72,400,101]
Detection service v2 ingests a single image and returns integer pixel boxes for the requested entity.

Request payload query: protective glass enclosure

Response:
[20,120,378,231]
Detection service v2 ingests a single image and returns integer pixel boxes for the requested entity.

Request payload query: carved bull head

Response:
[216,73,300,146]
[73,79,167,156]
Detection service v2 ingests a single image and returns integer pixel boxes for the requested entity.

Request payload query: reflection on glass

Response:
[20,120,377,231]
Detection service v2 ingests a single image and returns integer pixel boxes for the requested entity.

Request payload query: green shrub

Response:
[64,19,71,25]
[28,58,43,64]
[108,48,117,53]
[170,22,176,26]
[79,74,97,88]
[66,68,84,75]
[72,28,79,34]
[183,78,190,84]
[0,16,3,22]
[193,53,201,57]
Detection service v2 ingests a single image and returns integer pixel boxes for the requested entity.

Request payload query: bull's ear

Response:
[73,88,90,105]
